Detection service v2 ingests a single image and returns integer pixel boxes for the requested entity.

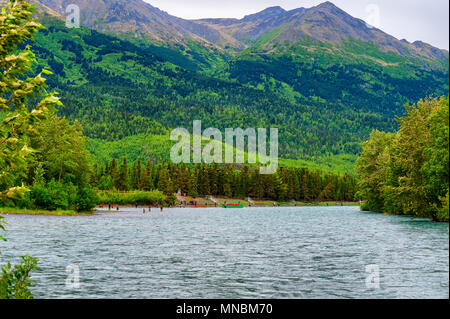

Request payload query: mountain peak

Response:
[242,6,287,21]
[316,1,338,9]
[313,1,345,15]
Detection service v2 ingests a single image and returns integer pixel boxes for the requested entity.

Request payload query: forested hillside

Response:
[26,15,448,173]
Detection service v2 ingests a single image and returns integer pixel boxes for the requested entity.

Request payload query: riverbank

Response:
[1,201,360,216]
[177,196,359,208]
[0,207,93,216]
[96,200,360,209]
[360,207,449,223]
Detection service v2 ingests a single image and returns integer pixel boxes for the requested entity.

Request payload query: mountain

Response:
[23,0,449,63]
[2,0,448,173]
[0,0,62,18]
[196,2,448,61]
[32,0,241,48]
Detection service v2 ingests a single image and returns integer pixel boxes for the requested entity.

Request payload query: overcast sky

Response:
[145,0,449,50]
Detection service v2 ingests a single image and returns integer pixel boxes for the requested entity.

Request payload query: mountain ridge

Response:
[6,0,447,62]
[195,1,448,61]
[1,0,448,173]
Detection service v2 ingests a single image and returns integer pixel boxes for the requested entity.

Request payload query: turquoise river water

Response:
[0,206,448,299]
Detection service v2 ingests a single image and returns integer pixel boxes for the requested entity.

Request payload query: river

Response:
[0,206,448,299]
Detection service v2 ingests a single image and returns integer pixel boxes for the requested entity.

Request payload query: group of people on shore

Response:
[98,202,165,214]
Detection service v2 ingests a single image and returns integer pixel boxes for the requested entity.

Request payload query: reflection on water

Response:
[1,206,448,299]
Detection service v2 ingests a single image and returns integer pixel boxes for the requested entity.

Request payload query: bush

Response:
[436,192,449,222]
[28,181,98,212]
[0,255,38,299]
[164,192,177,207]
[30,180,69,210]
[97,190,165,206]
[8,192,32,209]
[73,187,99,212]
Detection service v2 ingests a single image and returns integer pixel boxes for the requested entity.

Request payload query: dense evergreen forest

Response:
[25,16,448,171]
[91,160,357,203]
[356,97,449,221]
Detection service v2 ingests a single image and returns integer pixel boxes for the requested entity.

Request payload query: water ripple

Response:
[0,206,448,299]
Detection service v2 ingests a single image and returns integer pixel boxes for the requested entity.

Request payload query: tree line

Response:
[91,159,357,203]
[356,97,449,221]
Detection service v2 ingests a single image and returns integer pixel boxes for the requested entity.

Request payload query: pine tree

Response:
[110,158,120,190]
[189,170,198,197]
[117,158,129,191]
[136,157,142,189]
[157,168,171,194]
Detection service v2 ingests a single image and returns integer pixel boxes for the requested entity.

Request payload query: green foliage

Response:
[0,215,38,300]
[73,186,98,212]
[355,130,395,211]
[97,190,165,206]
[30,179,68,210]
[0,3,96,213]
[28,180,96,212]
[92,160,356,203]
[0,255,38,299]
[164,192,177,207]
[437,192,449,221]
[0,0,62,203]
[356,97,449,221]
[29,115,91,186]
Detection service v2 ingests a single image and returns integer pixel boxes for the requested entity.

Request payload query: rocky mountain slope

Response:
[196,2,448,61]
[5,0,446,63]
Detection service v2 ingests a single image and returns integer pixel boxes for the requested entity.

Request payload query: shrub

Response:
[30,180,69,210]
[73,187,99,212]
[436,192,449,222]
[97,190,165,206]
[0,255,38,299]
[164,192,177,207]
